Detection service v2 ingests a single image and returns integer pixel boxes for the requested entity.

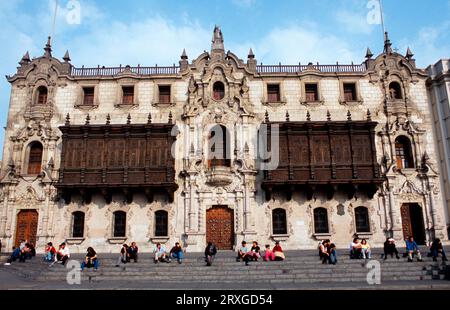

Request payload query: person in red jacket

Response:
[273,241,285,261]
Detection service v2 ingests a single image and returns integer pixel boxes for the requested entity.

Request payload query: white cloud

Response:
[232,0,256,8]
[398,22,450,67]
[334,9,375,35]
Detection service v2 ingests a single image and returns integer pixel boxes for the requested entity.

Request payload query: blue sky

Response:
[0,0,449,156]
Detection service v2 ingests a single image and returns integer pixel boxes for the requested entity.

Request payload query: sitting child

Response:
[44,242,56,262]
[263,244,275,261]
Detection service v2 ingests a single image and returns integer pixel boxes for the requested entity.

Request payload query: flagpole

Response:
[51,0,59,44]
[379,0,386,39]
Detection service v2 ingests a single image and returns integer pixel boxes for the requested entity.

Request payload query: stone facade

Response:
[427,59,450,238]
[0,29,447,254]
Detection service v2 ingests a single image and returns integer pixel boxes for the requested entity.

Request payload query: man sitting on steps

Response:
[405,236,423,262]
[236,241,250,266]
[154,243,169,263]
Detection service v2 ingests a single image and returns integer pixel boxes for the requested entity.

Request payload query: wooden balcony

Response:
[56,119,177,204]
[261,120,384,201]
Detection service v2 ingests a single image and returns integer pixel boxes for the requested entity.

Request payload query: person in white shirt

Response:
[56,243,70,265]
[350,238,362,259]
[153,243,168,263]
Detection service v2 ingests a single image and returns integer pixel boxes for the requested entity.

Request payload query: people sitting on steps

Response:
[170,242,184,264]
[236,241,251,266]
[81,247,99,271]
[430,238,448,262]
[128,242,139,263]
[350,238,363,259]
[328,243,337,265]
[383,238,400,260]
[405,236,423,262]
[44,242,56,262]
[273,241,285,261]
[263,244,275,261]
[115,244,130,267]
[204,241,217,266]
[154,242,169,264]
[56,243,70,266]
[5,246,21,265]
[247,241,261,262]
[319,239,330,264]
[361,239,372,259]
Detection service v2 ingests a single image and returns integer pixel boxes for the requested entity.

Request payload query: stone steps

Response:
[2,249,448,287]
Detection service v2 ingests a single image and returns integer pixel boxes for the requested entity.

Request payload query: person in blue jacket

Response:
[405,236,423,262]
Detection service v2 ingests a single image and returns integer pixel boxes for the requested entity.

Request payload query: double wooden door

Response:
[206,206,234,250]
[15,210,39,247]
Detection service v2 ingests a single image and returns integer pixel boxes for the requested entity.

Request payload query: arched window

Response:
[389,82,402,100]
[395,136,414,169]
[113,211,126,237]
[155,210,168,237]
[213,81,225,100]
[27,142,43,175]
[36,86,48,105]
[208,125,230,167]
[355,207,370,233]
[72,211,85,238]
[272,208,287,235]
[314,208,329,234]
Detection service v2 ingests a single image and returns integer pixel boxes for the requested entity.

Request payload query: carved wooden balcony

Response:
[56,118,177,204]
[261,120,384,201]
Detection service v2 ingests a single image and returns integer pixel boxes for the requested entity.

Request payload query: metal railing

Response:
[256,63,367,74]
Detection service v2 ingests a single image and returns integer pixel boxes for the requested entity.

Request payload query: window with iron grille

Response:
[305,83,319,102]
[27,142,43,175]
[72,211,85,238]
[272,208,287,235]
[37,86,48,105]
[83,87,95,105]
[267,84,281,102]
[343,83,357,101]
[158,85,171,104]
[355,207,370,233]
[113,211,126,237]
[314,208,329,234]
[122,86,135,105]
[155,210,168,237]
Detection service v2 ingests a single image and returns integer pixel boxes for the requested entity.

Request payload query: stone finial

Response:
[347,110,352,121]
[168,111,173,124]
[181,49,188,60]
[367,109,372,121]
[19,51,31,66]
[127,113,131,125]
[244,142,250,154]
[383,32,393,54]
[211,25,224,51]
[365,47,373,59]
[265,110,270,123]
[326,110,331,121]
[248,48,255,59]
[63,50,71,62]
[106,114,111,125]
[306,111,311,122]
[85,114,90,125]
[44,36,52,58]
[286,111,290,122]
[422,152,430,164]
[405,47,414,59]
[65,113,71,126]
[147,113,152,124]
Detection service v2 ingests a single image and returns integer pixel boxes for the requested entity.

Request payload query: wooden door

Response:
[206,206,234,250]
[15,210,39,247]
[400,204,412,240]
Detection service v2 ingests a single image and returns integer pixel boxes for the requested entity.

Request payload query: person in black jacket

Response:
[383,238,400,260]
[204,242,217,266]
[430,238,448,262]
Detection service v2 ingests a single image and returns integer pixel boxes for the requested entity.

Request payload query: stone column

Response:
[387,182,402,239]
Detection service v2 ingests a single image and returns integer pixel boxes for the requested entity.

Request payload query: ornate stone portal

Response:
[0,29,447,253]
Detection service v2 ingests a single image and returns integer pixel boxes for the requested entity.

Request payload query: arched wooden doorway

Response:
[400,203,426,245]
[15,210,39,247]
[206,206,234,250]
